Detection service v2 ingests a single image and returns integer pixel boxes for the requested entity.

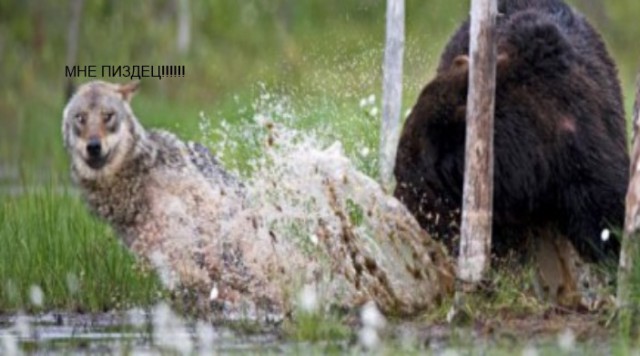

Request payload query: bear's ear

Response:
[451,55,469,71]
[497,52,509,65]
[496,52,511,71]
[450,53,509,73]
[501,11,572,75]
[117,81,140,102]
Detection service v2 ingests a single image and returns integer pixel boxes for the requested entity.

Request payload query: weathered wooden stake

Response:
[457,0,498,284]
[64,0,84,100]
[379,0,405,192]
[617,73,640,329]
[176,0,191,55]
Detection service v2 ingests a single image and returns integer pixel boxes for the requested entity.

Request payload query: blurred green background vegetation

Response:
[0,0,639,312]
[1,0,639,183]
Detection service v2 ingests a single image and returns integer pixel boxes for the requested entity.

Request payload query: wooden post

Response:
[379,0,405,192]
[176,0,191,55]
[65,0,84,100]
[617,73,640,329]
[457,0,498,284]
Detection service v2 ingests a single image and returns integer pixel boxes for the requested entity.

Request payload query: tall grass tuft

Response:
[0,187,163,312]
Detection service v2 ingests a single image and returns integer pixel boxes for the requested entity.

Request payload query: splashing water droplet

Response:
[196,320,217,351]
[367,94,376,105]
[14,312,30,339]
[152,303,193,354]
[209,284,219,301]
[522,345,539,356]
[361,301,386,329]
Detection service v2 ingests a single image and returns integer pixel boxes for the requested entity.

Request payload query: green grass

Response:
[0,188,163,312]
[285,311,351,344]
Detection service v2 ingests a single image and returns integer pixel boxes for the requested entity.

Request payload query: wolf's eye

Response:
[103,112,115,123]
[75,113,87,125]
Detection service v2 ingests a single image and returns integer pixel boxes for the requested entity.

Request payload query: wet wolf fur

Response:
[62,81,269,313]
[62,81,239,245]
[394,0,629,263]
[62,81,456,318]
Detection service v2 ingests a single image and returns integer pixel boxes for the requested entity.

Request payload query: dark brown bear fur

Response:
[394,0,628,262]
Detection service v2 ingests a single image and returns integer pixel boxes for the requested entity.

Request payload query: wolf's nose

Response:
[86,138,102,158]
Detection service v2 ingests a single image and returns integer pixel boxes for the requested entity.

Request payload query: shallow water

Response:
[0,312,288,354]
[1,311,615,355]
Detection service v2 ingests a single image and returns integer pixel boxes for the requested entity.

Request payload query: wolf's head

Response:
[62,81,148,181]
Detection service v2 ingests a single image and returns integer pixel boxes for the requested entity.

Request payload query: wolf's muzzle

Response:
[85,137,109,169]
[86,138,102,158]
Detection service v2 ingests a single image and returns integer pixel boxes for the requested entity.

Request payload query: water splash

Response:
[106,86,454,322]
[177,89,453,318]
[152,302,194,354]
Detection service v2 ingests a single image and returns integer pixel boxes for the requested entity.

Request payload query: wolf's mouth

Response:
[85,152,111,170]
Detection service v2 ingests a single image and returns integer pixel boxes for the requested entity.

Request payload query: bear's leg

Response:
[560,182,622,262]
[531,226,581,307]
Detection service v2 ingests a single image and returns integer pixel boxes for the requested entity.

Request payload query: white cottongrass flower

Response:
[29,285,43,307]
[369,107,379,117]
[66,272,80,294]
[446,305,456,324]
[359,98,368,108]
[298,284,318,313]
[557,328,575,351]
[601,228,610,242]
[308,234,319,246]
[359,146,370,157]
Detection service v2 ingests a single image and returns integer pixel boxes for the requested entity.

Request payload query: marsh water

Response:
[1,310,615,354]
[0,312,288,354]
[0,310,460,354]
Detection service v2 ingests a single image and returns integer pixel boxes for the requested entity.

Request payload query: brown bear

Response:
[394,0,628,263]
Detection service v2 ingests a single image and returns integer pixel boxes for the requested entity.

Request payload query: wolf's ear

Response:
[117,81,140,102]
